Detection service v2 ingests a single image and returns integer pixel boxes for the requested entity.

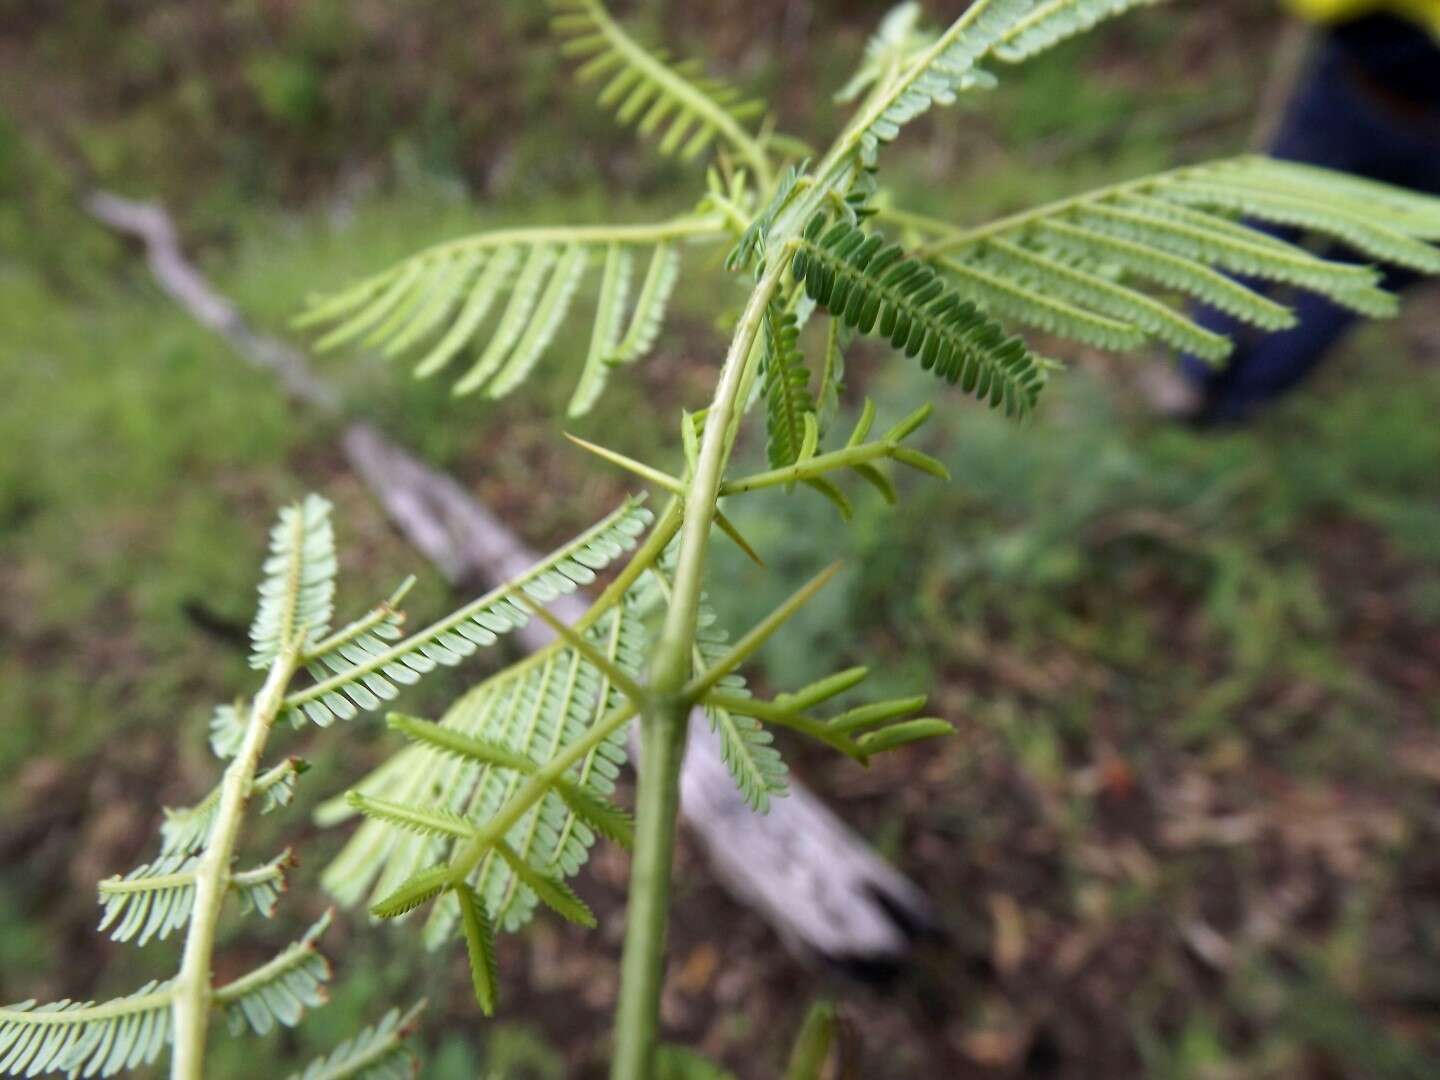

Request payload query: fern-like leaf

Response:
[250,494,336,668]
[161,757,308,855]
[1218,155,1440,239]
[96,849,294,945]
[1163,165,1440,274]
[967,236,1233,360]
[348,794,477,842]
[232,850,297,919]
[938,254,1147,351]
[96,853,198,945]
[287,1002,425,1080]
[844,0,1161,162]
[303,578,414,661]
[455,884,500,1016]
[384,713,539,774]
[208,701,247,759]
[568,243,633,417]
[414,247,516,377]
[548,0,770,173]
[494,841,596,928]
[793,212,1044,417]
[899,155,1440,362]
[849,0,1024,160]
[708,704,787,814]
[0,982,174,1078]
[214,911,333,1037]
[384,713,634,850]
[992,0,1162,63]
[691,590,788,813]
[1037,219,1295,329]
[705,665,954,765]
[320,569,657,946]
[370,868,455,920]
[761,305,815,469]
[283,498,652,728]
[295,213,719,410]
[486,243,589,398]
[553,778,635,850]
[834,3,935,105]
[450,243,557,394]
[610,241,681,366]
[727,161,807,273]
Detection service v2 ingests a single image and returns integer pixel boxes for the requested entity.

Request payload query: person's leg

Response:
[1179,279,1414,423]
[1177,42,1368,421]
[1177,21,1440,423]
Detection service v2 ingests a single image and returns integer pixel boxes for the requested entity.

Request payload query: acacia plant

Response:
[0,491,673,1077]
[8,1,1440,1077]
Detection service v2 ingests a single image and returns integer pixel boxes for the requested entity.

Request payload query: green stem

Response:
[441,699,641,883]
[0,991,174,1028]
[611,254,789,1079]
[416,213,728,266]
[286,498,650,713]
[302,577,415,661]
[653,256,789,678]
[679,562,841,702]
[610,697,688,1080]
[904,170,1190,258]
[700,690,862,762]
[606,10,1040,1061]
[720,440,895,496]
[171,642,298,1080]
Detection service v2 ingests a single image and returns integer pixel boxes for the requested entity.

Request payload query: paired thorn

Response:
[512,593,650,706]
[715,513,766,568]
[565,431,765,567]
[681,560,843,702]
[565,432,685,495]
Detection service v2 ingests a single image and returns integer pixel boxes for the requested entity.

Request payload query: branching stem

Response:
[442,700,641,883]
[611,253,790,1078]
[902,172,1182,257]
[602,52,950,1054]
[700,690,863,762]
[721,440,898,496]
[680,561,841,702]
[171,640,299,1079]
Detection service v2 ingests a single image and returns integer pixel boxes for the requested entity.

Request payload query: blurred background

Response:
[3,1,1439,1076]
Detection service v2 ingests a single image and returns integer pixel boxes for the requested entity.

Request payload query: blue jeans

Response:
[1180,19,1440,423]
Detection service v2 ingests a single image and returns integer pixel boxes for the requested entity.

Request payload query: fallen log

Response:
[86,189,936,970]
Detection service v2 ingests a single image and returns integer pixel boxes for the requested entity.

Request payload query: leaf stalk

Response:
[171,638,300,1079]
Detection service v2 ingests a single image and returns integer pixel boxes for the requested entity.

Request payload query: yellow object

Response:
[1283,0,1440,34]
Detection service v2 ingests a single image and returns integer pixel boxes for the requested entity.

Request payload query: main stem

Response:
[610,256,788,1079]
[171,644,297,1079]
